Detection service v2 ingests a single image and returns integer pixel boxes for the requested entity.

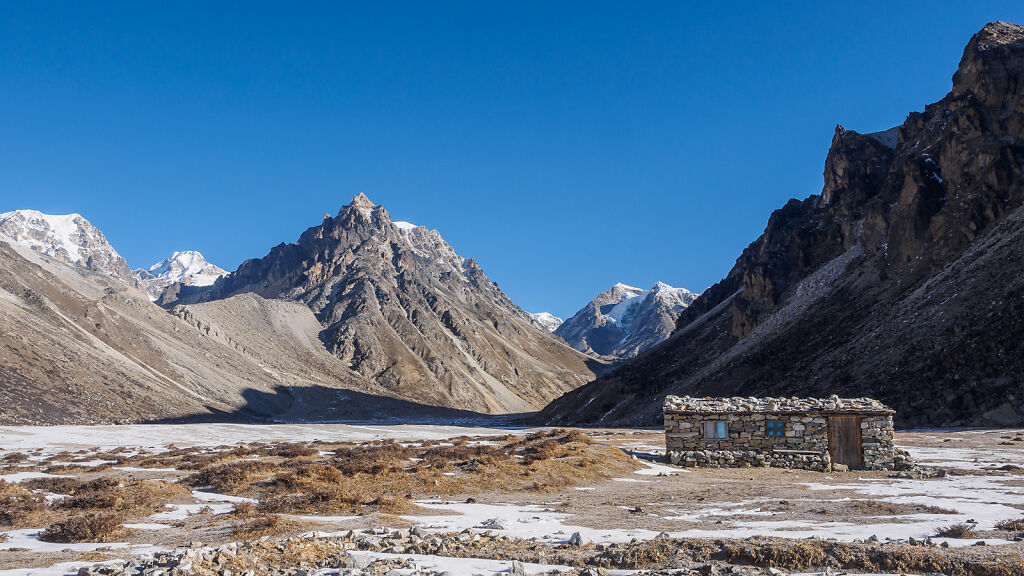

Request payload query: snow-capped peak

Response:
[531,312,563,332]
[135,250,228,301]
[0,209,136,283]
[146,250,226,283]
[554,280,701,359]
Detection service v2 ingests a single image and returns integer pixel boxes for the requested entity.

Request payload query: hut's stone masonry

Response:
[664,395,899,471]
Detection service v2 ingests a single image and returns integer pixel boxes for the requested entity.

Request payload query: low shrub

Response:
[187,460,278,494]
[1,452,29,463]
[54,478,187,517]
[231,513,282,538]
[934,522,978,538]
[995,517,1024,531]
[38,512,125,543]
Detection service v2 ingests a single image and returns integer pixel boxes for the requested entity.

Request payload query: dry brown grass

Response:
[231,513,284,538]
[933,522,979,538]
[58,478,187,517]
[714,536,1024,576]
[121,442,320,473]
[39,512,126,543]
[6,430,635,542]
[995,517,1024,531]
[1,452,29,465]
[0,480,51,528]
[849,500,957,516]
[725,539,829,569]
[4,476,188,529]
[230,501,259,518]
[187,459,280,494]
[181,429,636,517]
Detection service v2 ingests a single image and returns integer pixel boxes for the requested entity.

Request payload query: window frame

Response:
[703,420,729,439]
[765,420,785,437]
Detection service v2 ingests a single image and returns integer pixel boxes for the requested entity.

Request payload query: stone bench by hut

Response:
[663,395,897,471]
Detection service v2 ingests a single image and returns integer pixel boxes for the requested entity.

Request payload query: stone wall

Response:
[860,414,896,470]
[664,409,896,472]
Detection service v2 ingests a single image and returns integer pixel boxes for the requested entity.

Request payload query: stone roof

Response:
[663,395,893,415]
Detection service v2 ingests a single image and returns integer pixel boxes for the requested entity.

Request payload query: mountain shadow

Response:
[143,384,533,426]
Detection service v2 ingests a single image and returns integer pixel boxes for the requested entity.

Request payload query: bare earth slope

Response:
[167,194,597,414]
[540,21,1024,428]
[0,240,465,424]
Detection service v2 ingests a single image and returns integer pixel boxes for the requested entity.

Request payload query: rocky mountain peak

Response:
[531,312,564,332]
[349,192,375,209]
[333,193,395,234]
[554,281,698,359]
[166,197,594,413]
[952,21,1024,106]
[0,209,136,284]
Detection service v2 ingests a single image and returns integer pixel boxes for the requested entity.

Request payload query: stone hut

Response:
[663,395,897,471]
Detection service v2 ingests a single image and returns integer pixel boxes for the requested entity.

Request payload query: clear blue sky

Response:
[2,2,1022,318]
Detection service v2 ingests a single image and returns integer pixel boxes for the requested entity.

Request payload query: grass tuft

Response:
[995,517,1024,531]
[934,522,978,538]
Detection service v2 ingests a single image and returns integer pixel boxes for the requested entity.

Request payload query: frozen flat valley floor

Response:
[0,425,1022,576]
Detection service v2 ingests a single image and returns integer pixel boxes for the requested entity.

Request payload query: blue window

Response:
[766,421,785,437]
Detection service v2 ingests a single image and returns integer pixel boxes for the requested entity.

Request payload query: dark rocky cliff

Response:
[540,21,1024,428]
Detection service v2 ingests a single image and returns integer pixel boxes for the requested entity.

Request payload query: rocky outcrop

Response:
[540,21,1024,428]
[554,282,698,359]
[172,194,596,414]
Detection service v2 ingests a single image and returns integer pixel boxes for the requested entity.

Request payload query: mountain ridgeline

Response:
[2,22,1023,427]
[0,197,596,423]
[164,193,597,414]
[540,21,1024,428]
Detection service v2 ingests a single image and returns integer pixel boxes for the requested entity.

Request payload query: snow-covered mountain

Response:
[531,312,563,332]
[135,251,228,301]
[0,209,136,284]
[554,281,699,359]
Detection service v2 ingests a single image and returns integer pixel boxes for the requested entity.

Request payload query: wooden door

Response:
[829,416,863,469]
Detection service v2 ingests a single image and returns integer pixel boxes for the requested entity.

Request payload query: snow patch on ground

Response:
[800,474,1024,531]
[0,529,155,553]
[401,501,663,544]
[902,445,1024,470]
[122,523,171,531]
[191,490,257,504]
[633,460,680,476]
[0,424,533,456]
[149,503,235,521]
[0,472,69,483]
